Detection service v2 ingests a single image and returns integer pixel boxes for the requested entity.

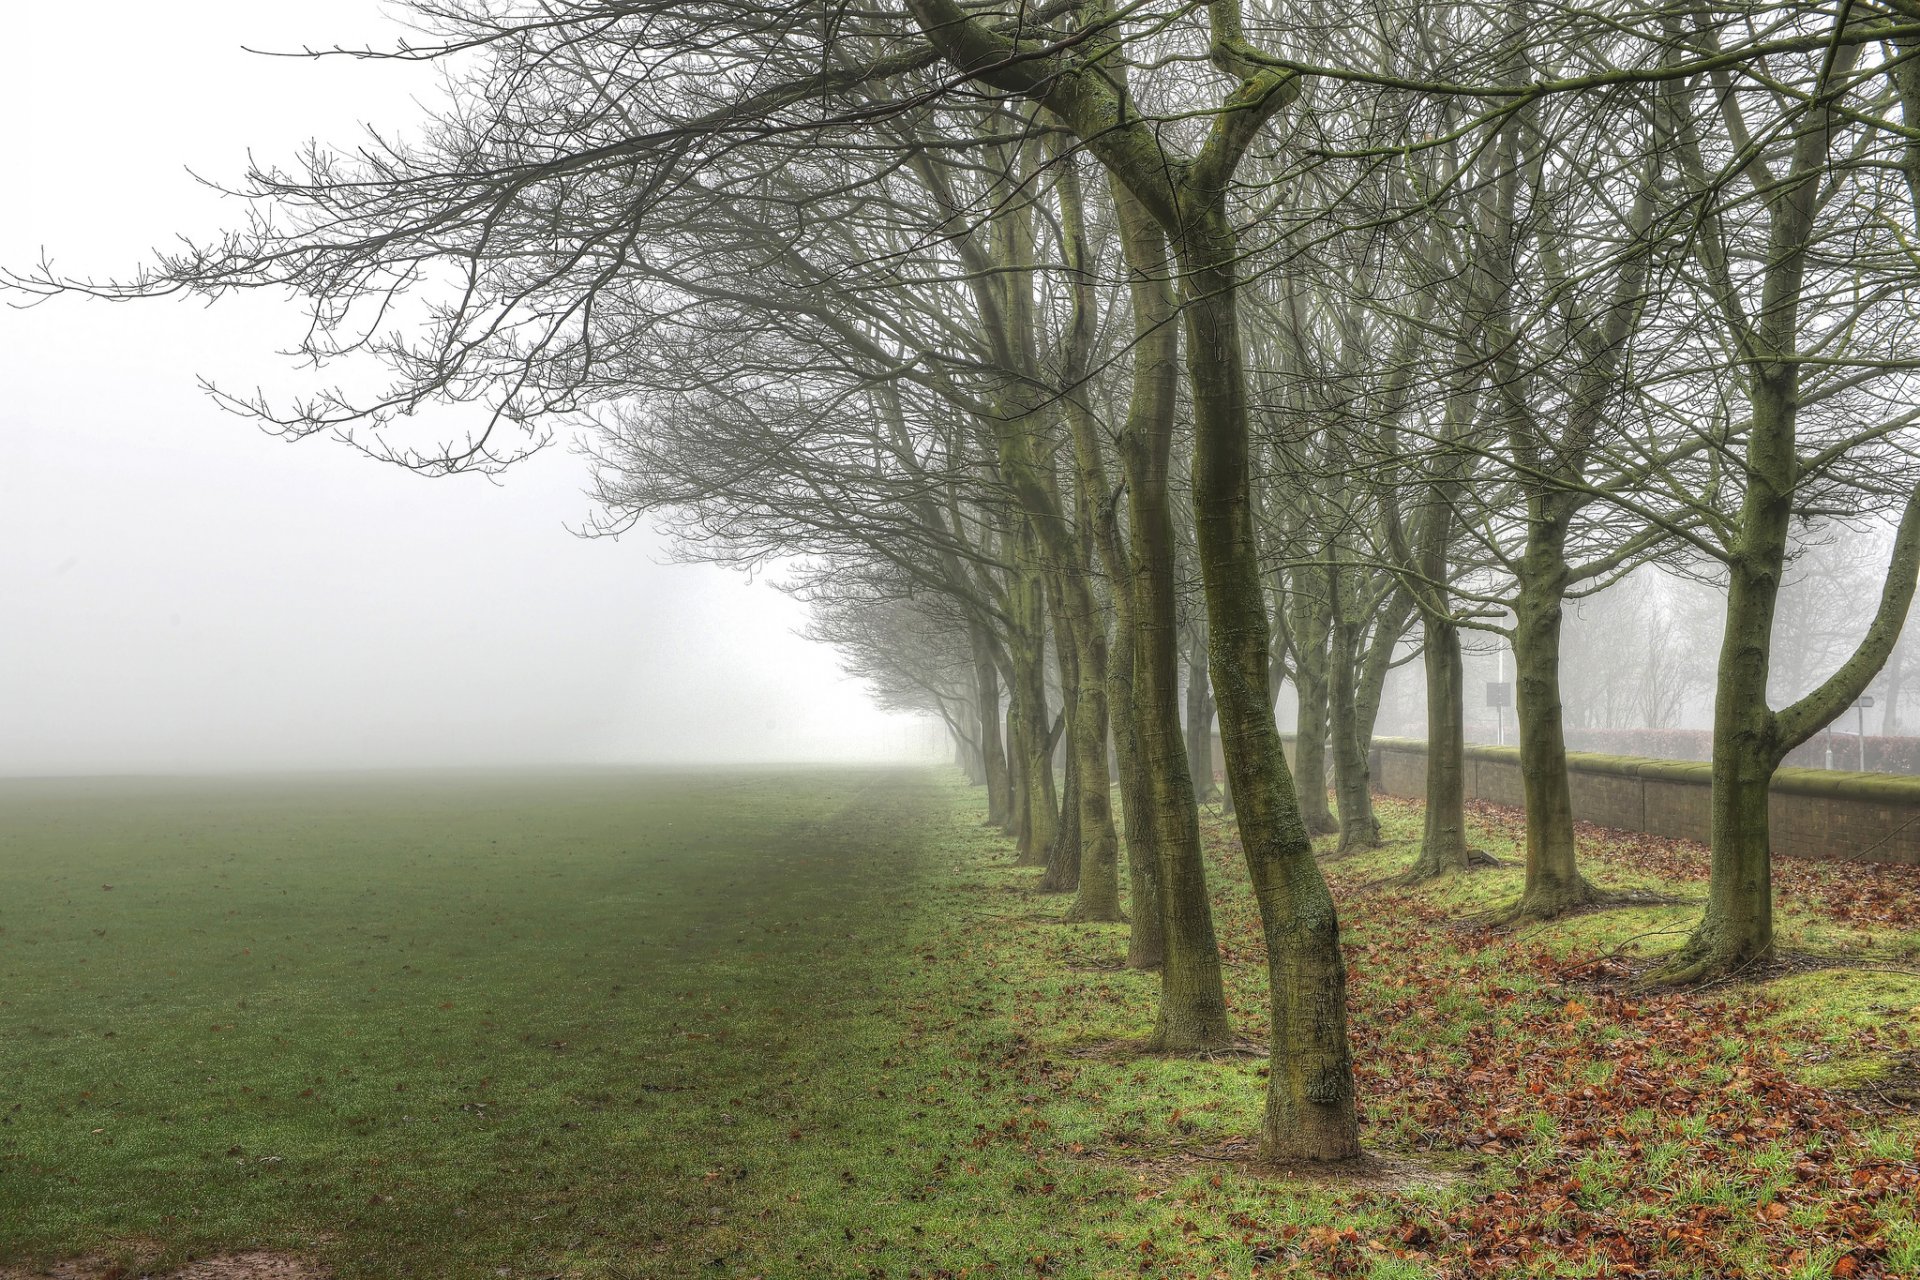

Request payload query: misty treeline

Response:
[17,0,1920,1164]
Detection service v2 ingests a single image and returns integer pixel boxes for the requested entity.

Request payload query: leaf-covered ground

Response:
[2,769,1917,1278]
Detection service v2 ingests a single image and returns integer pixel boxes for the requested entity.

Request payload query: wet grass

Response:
[4,770,1919,1277]
[0,769,963,1277]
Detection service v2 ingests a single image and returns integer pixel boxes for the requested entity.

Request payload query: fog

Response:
[0,2,929,775]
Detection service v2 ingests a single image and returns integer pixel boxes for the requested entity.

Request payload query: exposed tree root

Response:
[1076,1137,1460,1193]
[1072,1034,1263,1061]
[1394,846,1502,885]
[1643,939,1775,988]
[1496,874,1609,925]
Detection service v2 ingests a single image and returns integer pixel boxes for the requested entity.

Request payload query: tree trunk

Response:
[971,625,1012,827]
[1288,583,1339,835]
[1004,701,1023,840]
[1110,614,1165,967]
[1007,539,1057,866]
[1327,577,1379,855]
[1661,369,1796,979]
[1660,535,1786,980]
[1509,523,1598,919]
[1040,653,1082,893]
[1062,624,1125,922]
[1883,630,1905,737]
[1179,208,1358,1162]
[1112,182,1229,1048]
[1410,616,1472,877]
[1184,629,1218,801]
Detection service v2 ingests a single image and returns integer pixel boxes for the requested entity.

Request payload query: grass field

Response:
[3,768,1920,1278]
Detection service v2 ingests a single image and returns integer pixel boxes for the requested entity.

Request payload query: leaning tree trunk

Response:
[1052,164,1165,958]
[1410,615,1473,877]
[1509,519,1599,919]
[1180,209,1359,1162]
[1112,181,1229,1048]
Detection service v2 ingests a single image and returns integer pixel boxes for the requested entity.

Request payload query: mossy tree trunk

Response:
[1326,562,1382,855]
[1006,533,1057,867]
[1109,597,1165,966]
[1508,509,1598,918]
[1663,377,1920,980]
[1181,209,1358,1161]
[1184,626,1218,801]
[1411,616,1472,876]
[1112,180,1229,1047]
[1655,38,1915,980]
[906,0,1355,1158]
[1287,579,1339,836]
[970,624,1013,828]
[1040,634,1083,893]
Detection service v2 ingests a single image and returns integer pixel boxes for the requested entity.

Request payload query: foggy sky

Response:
[1,2,929,774]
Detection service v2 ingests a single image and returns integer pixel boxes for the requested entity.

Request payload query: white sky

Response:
[1,2,932,774]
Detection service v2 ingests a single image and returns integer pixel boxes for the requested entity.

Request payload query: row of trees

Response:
[18,0,1920,1164]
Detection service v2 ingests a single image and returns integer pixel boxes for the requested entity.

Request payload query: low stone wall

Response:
[1365,738,1920,865]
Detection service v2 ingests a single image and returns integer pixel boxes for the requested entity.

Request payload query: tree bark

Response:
[971,624,1013,827]
[1112,182,1229,1047]
[1410,616,1473,877]
[1109,604,1166,966]
[1180,206,1359,1162]
[1509,521,1599,919]
[1007,534,1057,866]
[1040,640,1083,892]
[1184,628,1218,801]
[1287,581,1340,835]
[901,0,1353,1156]
[1326,567,1380,855]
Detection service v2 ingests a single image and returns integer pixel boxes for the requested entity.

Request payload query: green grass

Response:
[0,769,1370,1280]
[0,769,983,1277]
[5,770,1920,1279]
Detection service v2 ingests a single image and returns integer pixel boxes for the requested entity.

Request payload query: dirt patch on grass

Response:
[0,1252,328,1280]
[1842,1051,1920,1113]
[1549,944,1851,995]
[1061,956,1129,973]
[1083,1137,1464,1193]
[1063,1035,1267,1061]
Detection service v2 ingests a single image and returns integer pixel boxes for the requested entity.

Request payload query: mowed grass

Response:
[0,768,975,1276]
[7,768,1920,1279]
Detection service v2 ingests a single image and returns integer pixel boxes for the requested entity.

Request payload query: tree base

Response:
[1259,1115,1362,1164]
[1645,923,1774,986]
[1332,831,1382,859]
[1398,846,1500,884]
[1062,900,1127,925]
[1501,874,1605,924]
[1145,1007,1234,1055]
